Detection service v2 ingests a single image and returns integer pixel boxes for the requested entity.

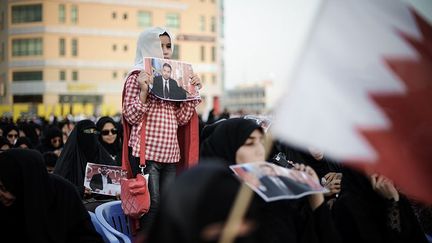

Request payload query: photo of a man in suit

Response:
[151,63,187,100]
[257,163,311,199]
[89,166,112,192]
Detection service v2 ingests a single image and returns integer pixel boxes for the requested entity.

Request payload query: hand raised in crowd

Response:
[293,163,325,210]
[138,71,153,92]
[370,173,399,202]
[190,73,202,89]
[138,71,153,102]
[322,172,342,197]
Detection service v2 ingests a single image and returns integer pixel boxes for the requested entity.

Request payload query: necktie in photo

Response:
[164,80,169,98]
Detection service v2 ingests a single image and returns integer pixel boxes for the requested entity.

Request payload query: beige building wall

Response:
[0,0,222,119]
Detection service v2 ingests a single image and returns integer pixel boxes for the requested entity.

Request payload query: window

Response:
[13,95,43,103]
[123,45,128,52]
[59,38,65,56]
[71,5,78,24]
[211,16,216,32]
[11,4,42,23]
[172,44,180,60]
[166,13,180,28]
[59,70,66,81]
[200,16,206,31]
[138,11,152,27]
[200,45,205,61]
[71,39,78,56]
[123,13,128,20]
[211,46,216,62]
[0,74,5,97]
[212,74,216,85]
[112,44,117,51]
[0,42,4,61]
[0,11,4,30]
[12,71,43,81]
[59,4,66,23]
[112,72,117,79]
[201,74,206,84]
[12,38,43,56]
[112,12,116,19]
[72,71,78,81]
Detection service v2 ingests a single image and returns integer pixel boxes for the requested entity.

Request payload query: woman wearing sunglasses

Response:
[96,116,122,165]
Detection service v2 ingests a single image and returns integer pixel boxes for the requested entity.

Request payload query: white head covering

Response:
[131,27,174,72]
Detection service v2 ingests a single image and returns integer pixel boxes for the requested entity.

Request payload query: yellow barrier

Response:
[0,103,120,121]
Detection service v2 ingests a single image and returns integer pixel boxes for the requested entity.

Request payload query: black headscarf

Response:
[96,116,122,165]
[3,124,19,145]
[54,119,116,195]
[18,122,40,147]
[0,149,101,242]
[148,162,262,243]
[200,118,262,166]
[37,126,63,153]
[0,136,11,150]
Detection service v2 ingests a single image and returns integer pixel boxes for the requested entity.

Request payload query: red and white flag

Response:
[272,0,432,202]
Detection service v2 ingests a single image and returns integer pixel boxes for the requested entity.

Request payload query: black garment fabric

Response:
[14,136,33,149]
[200,118,262,166]
[148,162,340,243]
[54,119,116,196]
[36,126,63,153]
[0,148,103,243]
[0,136,11,149]
[96,116,122,165]
[147,163,261,243]
[332,167,428,243]
[18,122,40,147]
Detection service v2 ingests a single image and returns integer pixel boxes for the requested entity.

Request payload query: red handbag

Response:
[120,169,150,219]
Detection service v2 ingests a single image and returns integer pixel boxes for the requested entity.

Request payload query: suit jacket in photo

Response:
[89,173,112,191]
[259,175,311,199]
[151,75,187,100]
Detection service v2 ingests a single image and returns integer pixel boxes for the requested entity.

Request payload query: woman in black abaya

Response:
[332,167,428,243]
[54,119,116,198]
[96,116,122,165]
[0,148,103,243]
[197,117,341,243]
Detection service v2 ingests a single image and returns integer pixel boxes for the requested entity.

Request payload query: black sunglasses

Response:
[101,129,118,136]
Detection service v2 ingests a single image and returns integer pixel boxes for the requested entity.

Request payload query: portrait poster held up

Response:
[230,162,328,202]
[144,57,201,101]
[84,162,127,196]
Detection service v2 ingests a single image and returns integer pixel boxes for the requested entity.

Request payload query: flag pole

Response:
[218,183,254,243]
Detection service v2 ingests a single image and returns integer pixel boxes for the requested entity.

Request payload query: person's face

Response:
[6,130,18,145]
[308,146,324,161]
[50,136,62,148]
[101,123,117,144]
[0,180,16,207]
[159,35,173,59]
[101,166,108,176]
[162,65,172,80]
[235,129,265,164]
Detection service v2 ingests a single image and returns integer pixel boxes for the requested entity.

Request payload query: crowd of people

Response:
[1,25,431,243]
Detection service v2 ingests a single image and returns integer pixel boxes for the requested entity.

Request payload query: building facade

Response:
[222,80,274,115]
[0,0,222,119]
